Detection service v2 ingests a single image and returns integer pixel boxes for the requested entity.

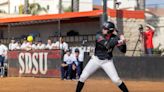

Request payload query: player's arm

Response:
[114,29,127,53]
[115,34,127,53]
[61,55,68,67]
[117,43,127,53]
[96,34,117,49]
[105,34,127,53]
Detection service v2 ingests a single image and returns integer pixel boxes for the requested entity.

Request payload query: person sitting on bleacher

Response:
[20,38,29,50]
[55,37,68,52]
[15,41,21,50]
[45,39,56,50]
[8,39,17,50]
[21,39,33,51]
[36,40,45,50]
[31,41,38,50]
[25,41,33,51]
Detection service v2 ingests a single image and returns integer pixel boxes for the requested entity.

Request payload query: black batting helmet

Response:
[102,22,115,33]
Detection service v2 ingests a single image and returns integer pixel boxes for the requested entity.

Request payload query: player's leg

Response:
[67,64,73,79]
[76,56,100,92]
[77,62,83,78]
[0,55,3,67]
[101,59,129,92]
[60,65,67,80]
[72,64,77,79]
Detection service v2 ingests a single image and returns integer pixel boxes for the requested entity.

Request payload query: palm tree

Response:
[29,3,47,15]
[71,0,79,12]
[19,2,47,15]
[136,0,145,10]
[24,0,29,14]
[63,6,72,12]
[59,0,63,13]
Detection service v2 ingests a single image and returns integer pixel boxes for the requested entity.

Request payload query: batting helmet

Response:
[102,22,115,33]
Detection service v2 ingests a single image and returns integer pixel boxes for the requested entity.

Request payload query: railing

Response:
[0,38,10,45]
[51,35,96,42]
[50,34,96,47]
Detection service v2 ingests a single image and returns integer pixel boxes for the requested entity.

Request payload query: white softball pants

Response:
[79,55,122,86]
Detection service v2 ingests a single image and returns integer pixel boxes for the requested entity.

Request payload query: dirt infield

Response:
[0,77,164,92]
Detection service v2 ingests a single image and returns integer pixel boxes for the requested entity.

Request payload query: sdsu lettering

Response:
[18,52,48,75]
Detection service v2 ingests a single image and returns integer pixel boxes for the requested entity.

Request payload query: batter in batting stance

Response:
[76,21,129,92]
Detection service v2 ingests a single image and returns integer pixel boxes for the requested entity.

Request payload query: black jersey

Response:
[94,31,126,60]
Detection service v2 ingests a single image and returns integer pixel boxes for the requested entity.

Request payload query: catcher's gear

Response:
[102,22,115,33]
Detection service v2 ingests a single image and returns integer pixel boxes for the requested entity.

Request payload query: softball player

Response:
[76,22,129,92]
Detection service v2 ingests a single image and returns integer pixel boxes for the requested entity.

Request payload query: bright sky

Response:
[93,0,100,5]
[93,0,164,6]
[146,0,163,5]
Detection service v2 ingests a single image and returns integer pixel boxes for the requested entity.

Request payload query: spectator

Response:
[143,24,155,55]
[32,41,38,50]
[25,41,33,51]
[36,40,45,50]
[0,41,8,67]
[61,49,73,80]
[15,41,21,50]
[21,38,33,51]
[45,39,56,50]
[20,38,29,50]
[9,39,18,50]
[55,37,68,52]
[55,37,68,60]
